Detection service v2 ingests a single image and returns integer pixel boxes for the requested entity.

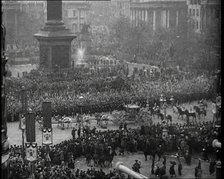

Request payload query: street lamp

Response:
[170,96,175,108]
[79,95,84,128]
[20,86,28,162]
[79,95,84,114]
[159,94,167,116]
[160,94,168,139]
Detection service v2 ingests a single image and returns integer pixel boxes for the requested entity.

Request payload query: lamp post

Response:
[160,94,167,118]
[20,114,26,162]
[21,86,28,162]
[79,96,84,127]
[170,96,174,107]
[160,94,168,139]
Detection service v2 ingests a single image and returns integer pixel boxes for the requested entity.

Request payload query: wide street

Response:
[7,101,216,178]
[7,101,214,145]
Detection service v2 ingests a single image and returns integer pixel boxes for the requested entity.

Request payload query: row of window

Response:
[72,23,84,32]
[190,0,201,5]
[64,9,85,18]
[191,19,202,30]
[189,8,200,16]
[189,7,220,19]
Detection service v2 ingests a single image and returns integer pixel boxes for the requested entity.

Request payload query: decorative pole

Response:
[20,86,27,161]
[160,94,167,118]
[170,96,174,108]
[212,139,221,179]
[79,96,84,128]
[42,100,52,168]
[25,109,37,179]
[160,94,168,139]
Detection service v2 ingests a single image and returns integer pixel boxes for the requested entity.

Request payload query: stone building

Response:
[2,1,45,45]
[112,0,131,18]
[62,1,91,33]
[187,0,220,33]
[130,0,188,33]
[187,0,202,33]
[2,1,21,44]
[201,0,221,33]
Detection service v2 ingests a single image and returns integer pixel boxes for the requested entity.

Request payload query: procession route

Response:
[7,101,216,178]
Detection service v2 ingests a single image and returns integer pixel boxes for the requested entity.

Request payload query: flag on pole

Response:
[25,112,35,142]
[42,101,52,129]
[42,128,52,145]
[25,143,37,162]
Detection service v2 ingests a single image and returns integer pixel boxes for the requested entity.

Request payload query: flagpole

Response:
[25,109,36,179]
[22,128,25,161]
[30,161,35,179]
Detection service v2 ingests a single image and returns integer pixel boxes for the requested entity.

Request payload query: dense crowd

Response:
[8,119,221,179]
[5,66,216,122]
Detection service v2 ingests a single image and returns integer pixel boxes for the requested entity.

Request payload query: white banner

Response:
[42,128,52,145]
[25,143,37,162]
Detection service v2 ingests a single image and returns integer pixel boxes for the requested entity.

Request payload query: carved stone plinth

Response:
[34,0,76,69]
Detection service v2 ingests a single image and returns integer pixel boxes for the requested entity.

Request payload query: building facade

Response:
[201,0,221,33]
[2,1,45,45]
[187,0,220,33]
[62,1,91,33]
[187,0,202,33]
[130,0,188,33]
[2,1,21,44]
[112,0,131,18]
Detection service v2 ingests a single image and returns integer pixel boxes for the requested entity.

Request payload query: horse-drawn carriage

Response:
[57,116,72,129]
[123,104,141,123]
[173,99,208,125]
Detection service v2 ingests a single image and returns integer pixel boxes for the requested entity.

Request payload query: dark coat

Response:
[169,165,175,175]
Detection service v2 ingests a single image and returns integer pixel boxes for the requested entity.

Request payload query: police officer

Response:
[177,156,182,176]
[71,127,76,140]
[169,163,176,177]
[132,160,141,173]
[195,159,202,179]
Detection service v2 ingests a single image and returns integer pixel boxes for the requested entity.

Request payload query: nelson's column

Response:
[34,0,76,69]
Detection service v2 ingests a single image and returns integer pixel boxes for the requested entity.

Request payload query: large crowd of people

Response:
[8,119,221,179]
[5,65,217,122]
[5,59,220,179]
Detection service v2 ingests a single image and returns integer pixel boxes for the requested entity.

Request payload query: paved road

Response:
[7,101,216,178]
